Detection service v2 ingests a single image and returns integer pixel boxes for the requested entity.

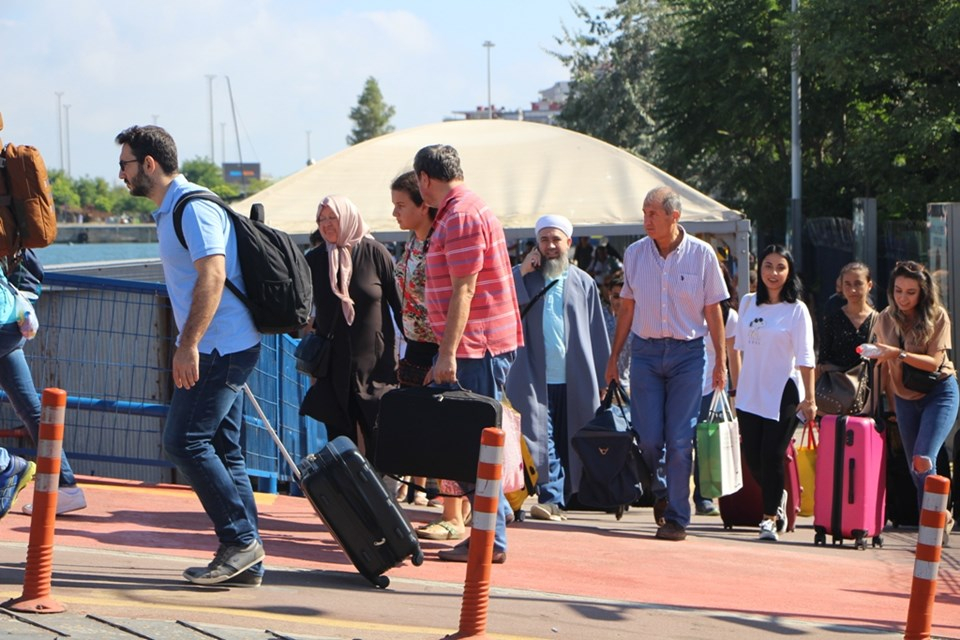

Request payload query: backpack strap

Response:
[519,278,559,320]
[171,190,248,306]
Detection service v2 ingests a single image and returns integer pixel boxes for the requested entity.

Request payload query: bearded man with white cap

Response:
[505,215,610,520]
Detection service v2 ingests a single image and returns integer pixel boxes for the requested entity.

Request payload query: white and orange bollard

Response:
[904,474,951,640]
[4,388,67,614]
[445,426,504,640]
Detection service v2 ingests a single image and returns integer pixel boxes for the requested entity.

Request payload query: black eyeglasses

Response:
[119,158,139,170]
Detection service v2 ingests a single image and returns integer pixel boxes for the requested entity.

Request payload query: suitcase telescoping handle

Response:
[242,384,301,483]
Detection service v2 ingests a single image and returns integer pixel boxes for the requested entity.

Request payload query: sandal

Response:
[417,519,464,541]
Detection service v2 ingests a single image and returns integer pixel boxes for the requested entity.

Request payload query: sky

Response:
[1,1,610,183]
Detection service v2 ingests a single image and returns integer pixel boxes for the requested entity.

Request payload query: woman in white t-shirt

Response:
[734,245,816,541]
[693,263,741,516]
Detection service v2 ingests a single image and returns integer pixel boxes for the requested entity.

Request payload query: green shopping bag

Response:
[796,419,818,517]
[696,390,743,499]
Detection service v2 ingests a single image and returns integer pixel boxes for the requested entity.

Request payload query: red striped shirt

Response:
[425,185,523,358]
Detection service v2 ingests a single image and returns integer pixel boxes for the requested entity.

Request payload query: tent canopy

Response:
[238,119,743,242]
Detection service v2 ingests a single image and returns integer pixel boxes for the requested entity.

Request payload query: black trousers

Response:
[737,380,800,516]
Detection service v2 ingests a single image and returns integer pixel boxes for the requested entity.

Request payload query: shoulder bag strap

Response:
[519,278,559,320]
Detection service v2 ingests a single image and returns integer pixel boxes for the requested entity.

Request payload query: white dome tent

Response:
[238,119,752,295]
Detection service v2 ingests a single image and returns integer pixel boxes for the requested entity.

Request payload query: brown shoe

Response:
[653,498,668,526]
[655,521,687,541]
[437,541,506,564]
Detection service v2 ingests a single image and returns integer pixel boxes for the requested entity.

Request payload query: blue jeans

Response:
[163,346,261,563]
[0,322,76,486]
[630,336,705,529]
[456,350,515,553]
[538,384,568,505]
[893,374,959,507]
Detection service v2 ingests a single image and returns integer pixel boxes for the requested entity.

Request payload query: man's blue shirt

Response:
[153,175,259,354]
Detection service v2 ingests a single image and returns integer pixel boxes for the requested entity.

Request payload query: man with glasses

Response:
[115,125,264,587]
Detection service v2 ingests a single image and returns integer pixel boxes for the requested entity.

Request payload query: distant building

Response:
[447,81,569,125]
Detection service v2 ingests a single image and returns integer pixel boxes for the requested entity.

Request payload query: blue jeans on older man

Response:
[162,345,262,572]
[630,336,706,529]
[455,350,516,553]
[0,322,77,487]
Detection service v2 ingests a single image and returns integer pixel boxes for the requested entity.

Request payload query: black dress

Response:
[818,308,876,369]
[299,238,402,446]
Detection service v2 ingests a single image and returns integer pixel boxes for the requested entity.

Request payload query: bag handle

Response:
[798,419,818,450]
[707,389,734,422]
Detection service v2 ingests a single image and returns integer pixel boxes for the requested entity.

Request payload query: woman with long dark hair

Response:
[863,260,957,539]
[734,245,816,541]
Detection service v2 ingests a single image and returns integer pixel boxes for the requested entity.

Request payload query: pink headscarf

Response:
[319,195,371,326]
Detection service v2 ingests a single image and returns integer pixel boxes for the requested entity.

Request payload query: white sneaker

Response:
[759,519,779,541]
[23,485,87,515]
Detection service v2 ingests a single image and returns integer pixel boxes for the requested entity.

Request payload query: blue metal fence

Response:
[0,272,324,492]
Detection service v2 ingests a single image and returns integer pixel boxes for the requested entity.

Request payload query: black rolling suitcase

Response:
[243,386,423,588]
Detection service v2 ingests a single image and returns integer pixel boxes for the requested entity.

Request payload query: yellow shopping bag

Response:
[796,419,818,517]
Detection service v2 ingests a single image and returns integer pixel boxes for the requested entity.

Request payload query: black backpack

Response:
[172,191,313,335]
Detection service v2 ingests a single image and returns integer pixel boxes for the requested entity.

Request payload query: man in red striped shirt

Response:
[414,144,523,563]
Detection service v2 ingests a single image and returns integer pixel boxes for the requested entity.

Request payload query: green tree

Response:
[553,1,668,154]
[347,77,396,145]
[74,176,115,213]
[49,169,81,210]
[181,157,239,199]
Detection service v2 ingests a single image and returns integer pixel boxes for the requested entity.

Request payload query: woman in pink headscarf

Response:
[300,195,403,448]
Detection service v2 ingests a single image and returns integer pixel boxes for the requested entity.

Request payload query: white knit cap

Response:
[535,214,573,240]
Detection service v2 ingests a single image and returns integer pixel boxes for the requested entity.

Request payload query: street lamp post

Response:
[306,130,313,165]
[55,92,64,171]
[206,74,216,162]
[483,40,495,119]
[789,0,802,269]
[63,104,72,177]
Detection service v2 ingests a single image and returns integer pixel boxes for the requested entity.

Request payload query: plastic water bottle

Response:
[18,310,38,339]
[856,343,882,358]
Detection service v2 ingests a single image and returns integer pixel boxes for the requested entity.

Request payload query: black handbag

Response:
[295,312,339,377]
[571,380,652,519]
[373,384,502,483]
[898,334,941,394]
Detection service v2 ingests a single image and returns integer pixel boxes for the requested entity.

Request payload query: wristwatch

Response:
[898,350,908,361]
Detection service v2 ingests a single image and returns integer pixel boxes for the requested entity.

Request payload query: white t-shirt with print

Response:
[734,293,815,421]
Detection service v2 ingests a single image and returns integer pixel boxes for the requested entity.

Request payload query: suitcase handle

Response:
[243,384,301,483]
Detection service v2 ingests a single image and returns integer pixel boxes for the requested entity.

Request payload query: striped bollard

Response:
[903,474,951,640]
[446,427,504,640]
[4,388,67,614]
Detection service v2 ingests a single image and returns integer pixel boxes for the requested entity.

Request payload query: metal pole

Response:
[790,0,802,269]
[54,92,64,171]
[63,104,72,178]
[483,40,495,119]
[220,122,226,165]
[151,114,159,125]
[205,74,216,162]
[306,130,312,164]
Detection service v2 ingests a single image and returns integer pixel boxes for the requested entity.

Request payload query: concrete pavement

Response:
[0,477,957,639]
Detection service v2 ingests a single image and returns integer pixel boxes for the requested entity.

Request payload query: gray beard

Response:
[542,255,569,280]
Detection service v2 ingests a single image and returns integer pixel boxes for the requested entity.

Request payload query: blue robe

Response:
[504,264,610,498]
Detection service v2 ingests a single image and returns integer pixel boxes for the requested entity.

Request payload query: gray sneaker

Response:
[530,503,567,521]
[183,541,265,585]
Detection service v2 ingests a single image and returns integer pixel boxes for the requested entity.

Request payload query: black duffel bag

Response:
[373,384,502,483]
[571,380,651,519]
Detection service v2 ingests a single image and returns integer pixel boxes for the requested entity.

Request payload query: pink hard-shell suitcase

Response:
[813,415,886,549]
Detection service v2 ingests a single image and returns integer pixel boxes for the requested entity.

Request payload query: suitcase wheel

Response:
[374,574,390,589]
[832,536,842,546]
[412,550,425,567]
[871,535,883,549]
[814,531,826,546]
[855,535,867,550]
[723,524,733,530]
